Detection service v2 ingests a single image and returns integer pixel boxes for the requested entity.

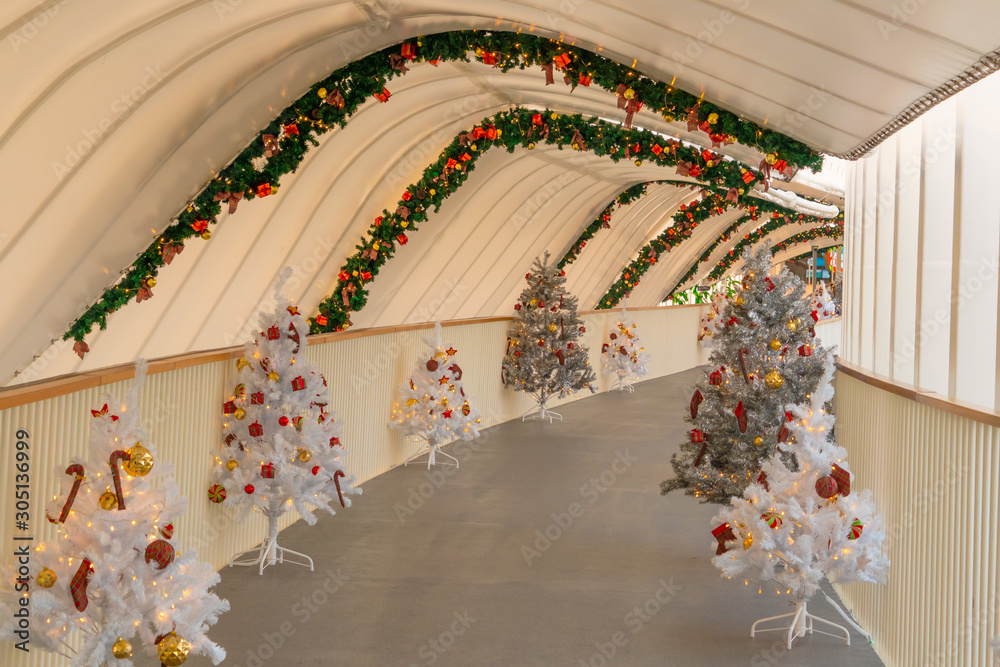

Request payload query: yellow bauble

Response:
[635,159,642,166]
[743,535,753,550]
[786,317,800,332]
[99,490,118,511]
[200,229,212,240]
[124,444,154,477]
[548,323,558,333]
[145,276,157,288]
[765,369,784,389]
[36,567,57,588]
[267,371,280,382]
[226,458,238,472]
[754,436,763,446]
[297,448,312,463]
[317,87,328,99]
[527,142,536,150]
[157,632,192,667]
[400,220,409,228]
[765,153,777,165]
[623,87,636,100]
[707,112,719,124]
[236,356,250,371]
[550,112,559,120]
[529,298,538,307]
[234,407,247,421]
[112,637,133,659]
[495,128,502,137]
[406,398,418,407]
[735,295,745,307]
[769,338,781,351]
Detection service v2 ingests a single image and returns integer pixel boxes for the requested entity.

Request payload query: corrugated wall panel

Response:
[0,306,708,666]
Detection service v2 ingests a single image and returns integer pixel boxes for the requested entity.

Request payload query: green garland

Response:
[704,218,844,281]
[557,182,653,269]
[63,30,823,353]
[666,204,844,297]
[771,228,845,255]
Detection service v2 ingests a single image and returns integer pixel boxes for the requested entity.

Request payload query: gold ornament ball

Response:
[765,153,778,165]
[548,323,558,333]
[267,371,280,382]
[234,407,247,421]
[527,142,536,150]
[786,317,800,332]
[550,112,559,120]
[635,159,643,166]
[200,229,212,240]
[754,436,763,446]
[124,444,154,477]
[145,276,157,289]
[99,489,119,511]
[236,356,250,371]
[297,448,312,463]
[157,632,192,667]
[708,112,719,124]
[36,567,57,588]
[743,535,753,550]
[226,458,238,472]
[765,369,785,390]
[623,87,636,100]
[769,338,781,351]
[112,637,133,659]
[317,87,328,99]
[735,295,745,307]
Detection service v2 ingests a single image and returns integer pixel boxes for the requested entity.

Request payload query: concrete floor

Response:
[169,368,884,667]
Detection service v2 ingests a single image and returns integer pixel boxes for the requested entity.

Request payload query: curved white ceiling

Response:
[5,0,991,383]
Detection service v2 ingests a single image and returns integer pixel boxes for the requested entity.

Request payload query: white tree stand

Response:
[523,392,562,422]
[751,600,850,649]
[611,374,635,393]
[229,504,314,575]
[404,437,459,469]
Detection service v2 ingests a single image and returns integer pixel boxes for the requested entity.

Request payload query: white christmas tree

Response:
[0,361,228,666]
[811,281,836,320]
[389,322,482,468]
[209,272,360,574]
[711,354,889,649]
[501,252,596,422]
[601,307,650,392]
[698,292,727,347]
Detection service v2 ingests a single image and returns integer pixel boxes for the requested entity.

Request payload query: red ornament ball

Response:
[610,333,617,340]
[538,301,545,308]
[207,484,227,504]
[538,339,545,347]
[312,466,321,475]
[330,436,340,447]
[815,475,839,498]
[279,416,289,426]
[145,539,175,570]
[244,484,255,494]
[426,359,439,372]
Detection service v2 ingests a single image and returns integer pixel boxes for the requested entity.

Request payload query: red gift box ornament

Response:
[397,233,408,245]
[741,170,755,184]
[765,277,775,291]
[373,86,391,103]
[248,421,263,438]
[734,401,748,433]
[291,376,306,391]
[798,344,812,357]
[316,315,328,327]
[690,429,705,443]
[709,369,723,386]
[223,401,236,414]
[481,51,496,65]
[712,523,736,556]
[401,42,417,60]
[690,389,703,418]
[831,464,851,496]
[261,462,275,479]
[267,326,280,340]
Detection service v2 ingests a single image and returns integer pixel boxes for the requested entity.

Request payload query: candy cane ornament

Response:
[738,348,750,383]
[108,450,131,511]
[56,464,86,523]
[71,559,94,611]
[333,470,346,508]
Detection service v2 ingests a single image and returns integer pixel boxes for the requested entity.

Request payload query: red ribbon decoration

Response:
[361,247,378,262]
[570,129,586,150]
[324,89,345,108]
[90,404,118,420]
[615,85,642,128]
[738,348,750,383]
[214,191,244,215]
[108,450,131,510]
[389,53,409,74]
[726,187,739,203]
[341,284,357,306]
[333,470,346,508]
[541,62,554,85]
[136,285,153,303]
[161,242,184,265]
[73,340,89,359]
[396,205,411,220]
[57,464,86,523]
[262,134,279,158]
[686,109,700,132]
[71,559,94,611]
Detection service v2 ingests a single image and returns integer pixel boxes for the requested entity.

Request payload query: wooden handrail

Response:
[837,358,1000,429]
[0,305,702,410]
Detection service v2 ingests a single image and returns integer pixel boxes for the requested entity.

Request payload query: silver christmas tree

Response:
[502,252,596,422]
[661,247,829,503]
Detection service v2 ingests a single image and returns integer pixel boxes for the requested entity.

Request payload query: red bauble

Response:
[538,301,545,308]
[312,466,321,475]
[279,416,289,426]
[244,484,255,494]
[145,539,175,570]
[538,339,545,347]
[330,436,340,447]
[815,475,839,498]
[426,359,439,372]
[610,333,617,340]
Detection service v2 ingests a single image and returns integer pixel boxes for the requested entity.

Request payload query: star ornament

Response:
[442,409,453,418]
[438,376,450,386]
[286,306,300,316]
[91,404,120,421]
[445,347,457,356]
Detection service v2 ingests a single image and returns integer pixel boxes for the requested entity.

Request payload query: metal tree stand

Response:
[751,599,850,649]
[522,389,562,422]
[404,436,459,469]
[611,372,635,393]
[228,502,314,575]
